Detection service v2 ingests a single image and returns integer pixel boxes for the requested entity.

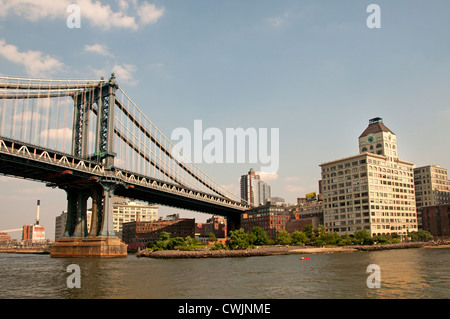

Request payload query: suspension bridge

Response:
[0,74,250,257]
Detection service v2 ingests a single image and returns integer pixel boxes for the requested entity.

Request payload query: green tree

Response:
[322,231,340,246]
[208,233,217,242]
[226,228,250,250]
[303,224,314,239]
[409,230,433,242]
[291,231,308,245]
[353,229,372,245]
[275,230,292,245]
[337,234,352,246]
[250,227,272,245]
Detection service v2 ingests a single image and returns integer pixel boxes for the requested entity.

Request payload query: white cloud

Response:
[0,39,64,77]
[0,0,164,30]
[137,2,165,25]
[0,0,67,21]
[284,184,307,194]
[256,171,278,181]
[112,63,138,86]
[39,127,73,142]
[267,10,291,27]
[84,43,114,57]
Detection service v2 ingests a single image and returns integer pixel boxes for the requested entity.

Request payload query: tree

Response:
[226,228,250,250]
[322,231,340,246]
[275,230,292,245]
[353,229,372,245]
[409,230,433,242]
[208,233,217,242]
[250,227,272,245]
[291,231,308,245]
[303,224,314,239]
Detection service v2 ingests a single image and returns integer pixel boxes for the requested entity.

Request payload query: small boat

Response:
[299,256,310,261]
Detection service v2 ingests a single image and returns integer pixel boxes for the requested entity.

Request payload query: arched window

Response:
[376,143,382,148]
[362,147,368,152]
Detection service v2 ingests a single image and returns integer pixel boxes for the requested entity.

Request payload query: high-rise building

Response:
[414,165,450,228]
[113,200,159,238]
[240,168,271,207]
[320,117,417,236]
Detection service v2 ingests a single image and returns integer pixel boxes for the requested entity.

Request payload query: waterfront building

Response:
[195,215,227,241]
[122,215,195,250]
[240,168,271,207]
[240,201,317,240]
[112,199,158,238]
[0,232,11,243]
[22,224,45,242]
[320,117,417,237]
[414,165,450,228]
[421,204,450,239]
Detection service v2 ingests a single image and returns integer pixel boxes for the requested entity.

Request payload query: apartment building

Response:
[320,117,417,236]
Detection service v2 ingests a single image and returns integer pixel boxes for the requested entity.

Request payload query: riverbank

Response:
[136,241,447,258]
[0,248,50,254]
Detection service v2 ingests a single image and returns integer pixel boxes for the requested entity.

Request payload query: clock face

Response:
[367,135,375,144]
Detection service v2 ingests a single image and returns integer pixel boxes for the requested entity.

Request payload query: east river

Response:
[0,247,448,299]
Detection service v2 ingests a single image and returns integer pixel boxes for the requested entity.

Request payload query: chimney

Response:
[36,200,40,225]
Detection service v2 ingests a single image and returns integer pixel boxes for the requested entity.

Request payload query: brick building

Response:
[421,204,450,239]
[122,215,195,250]
[196,215,227,240]
[241,201,319,240]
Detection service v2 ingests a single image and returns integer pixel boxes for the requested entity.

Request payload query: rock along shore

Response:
[135,242,444,259]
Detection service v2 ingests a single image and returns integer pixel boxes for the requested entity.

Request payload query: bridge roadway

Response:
[0,137,249,229]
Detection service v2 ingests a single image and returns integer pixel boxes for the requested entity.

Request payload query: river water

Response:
[0,247,448,299]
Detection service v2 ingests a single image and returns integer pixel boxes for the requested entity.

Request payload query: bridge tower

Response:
[51,74,127,257]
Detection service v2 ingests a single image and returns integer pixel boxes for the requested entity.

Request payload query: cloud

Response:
[0,0,164,31]
[256,171,278,182]
[267,10,291,27]
[137,2,165,25]
[39,127,73,142]
[112,63,138,86]
[84,43,114,57]
[0,0,67,21]
[284,184,307,194]
[0,39,64,77]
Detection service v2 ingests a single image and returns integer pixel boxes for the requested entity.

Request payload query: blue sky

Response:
[0,0,449,239]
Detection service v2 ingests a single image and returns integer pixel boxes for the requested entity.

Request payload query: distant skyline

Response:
[1,1,450,240]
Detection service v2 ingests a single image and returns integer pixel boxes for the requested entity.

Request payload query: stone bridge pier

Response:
[50,177,127,258]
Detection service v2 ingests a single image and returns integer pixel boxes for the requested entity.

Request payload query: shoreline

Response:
[135,241,448,259]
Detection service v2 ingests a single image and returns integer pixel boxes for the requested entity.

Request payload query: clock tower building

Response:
[320,117,417,237]
[358,117,398,162]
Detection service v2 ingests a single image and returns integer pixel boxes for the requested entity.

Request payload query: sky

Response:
[0,0,449,240]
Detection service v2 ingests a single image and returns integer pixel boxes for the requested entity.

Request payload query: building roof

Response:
[359,117,394,138]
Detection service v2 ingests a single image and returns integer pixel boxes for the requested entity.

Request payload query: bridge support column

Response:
[51,181,127,258]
